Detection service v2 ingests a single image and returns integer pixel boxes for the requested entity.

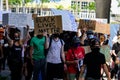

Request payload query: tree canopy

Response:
[9,0,32,5]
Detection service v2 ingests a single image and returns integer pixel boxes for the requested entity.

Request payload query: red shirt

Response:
[66,46,85,73]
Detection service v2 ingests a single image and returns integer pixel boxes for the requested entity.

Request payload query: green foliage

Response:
[84,2,96,11]
[8,0,32,5]
[56,5,64,10]
[9,0,22,5]
[41,0,50,3]
[71,4,77,10]
[24,0,33,3]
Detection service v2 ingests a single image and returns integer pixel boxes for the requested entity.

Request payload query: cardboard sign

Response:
[32,14,37,20]
[95,22,110,34]
[34,15,62,35]
[78,19,96,30]
[2,13,32,27]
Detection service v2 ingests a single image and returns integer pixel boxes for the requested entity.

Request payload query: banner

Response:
[95,22,110,34]
[34,15,62,35]
[2,13,32,27]
[78,19,96,30]
[51,9,78,32]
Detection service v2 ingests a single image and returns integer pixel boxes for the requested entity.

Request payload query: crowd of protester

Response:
[0,24,120,80]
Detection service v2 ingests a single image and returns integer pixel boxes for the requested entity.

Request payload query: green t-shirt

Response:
[30,36,45,60]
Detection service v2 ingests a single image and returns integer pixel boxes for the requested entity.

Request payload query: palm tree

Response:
[9,0,32,13]
[8,0,21,5]
[9,0,32,5]
[95,0,111,23]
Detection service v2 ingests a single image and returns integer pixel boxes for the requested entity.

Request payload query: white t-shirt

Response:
[46,39,64,64]
[112,36,117,44]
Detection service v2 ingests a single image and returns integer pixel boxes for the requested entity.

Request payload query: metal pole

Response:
[23,0,25,13]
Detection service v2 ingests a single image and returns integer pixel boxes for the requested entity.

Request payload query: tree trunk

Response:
[95,0,111,23]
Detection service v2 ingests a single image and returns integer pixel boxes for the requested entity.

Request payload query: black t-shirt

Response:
[112,42,120,55]
[84,52,106,79]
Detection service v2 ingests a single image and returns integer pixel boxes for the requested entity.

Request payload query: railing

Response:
[72,12,96,19]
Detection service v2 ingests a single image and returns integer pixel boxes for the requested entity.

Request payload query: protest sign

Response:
[95,22,110,34]
[78,19,96,30]
[32,14,37,20]
[51,9,78,32]
[2,13,32,27]
[34,15,62,35]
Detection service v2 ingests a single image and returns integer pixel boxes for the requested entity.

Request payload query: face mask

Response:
[37,35,43,39]
[14,37,20,41]
[88,35,94,39]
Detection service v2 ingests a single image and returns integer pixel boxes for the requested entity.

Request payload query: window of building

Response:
[27,8,30,13]
[11,8,16,12]
[31,8,34,13]
[37,9,41,15]
[81,2,88,9]
[19,8,23,12]
[71,1,76,6]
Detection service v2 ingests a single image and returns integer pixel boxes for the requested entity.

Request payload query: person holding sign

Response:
[5,25,30,80]
[30,31,48,80]
[46,33,66,80]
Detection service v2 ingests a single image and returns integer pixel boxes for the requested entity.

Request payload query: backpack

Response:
[44,36,63,57]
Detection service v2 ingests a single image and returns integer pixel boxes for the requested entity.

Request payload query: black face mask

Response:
[91,47,100,52]
[14,37,20,41]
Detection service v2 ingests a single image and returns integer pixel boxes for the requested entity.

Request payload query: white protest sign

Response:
[2,13,32,27]
[51,9,77,32]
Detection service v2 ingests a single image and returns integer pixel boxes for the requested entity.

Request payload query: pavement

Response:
[0,65,118,80]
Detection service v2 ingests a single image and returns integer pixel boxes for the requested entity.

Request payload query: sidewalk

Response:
[0,69,11,80]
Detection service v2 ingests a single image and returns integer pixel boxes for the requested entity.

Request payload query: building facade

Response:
[0,0,8,11]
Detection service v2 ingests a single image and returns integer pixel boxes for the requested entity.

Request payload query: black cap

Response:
[86,30,93,35]
[90,38,100,47]
[72,37,80,44]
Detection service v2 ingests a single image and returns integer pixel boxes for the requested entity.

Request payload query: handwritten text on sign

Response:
[34,15,62,34]
[78,19,96,30]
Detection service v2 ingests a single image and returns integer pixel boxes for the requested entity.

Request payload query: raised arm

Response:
[5,25,13,47]
[22,25,31,44]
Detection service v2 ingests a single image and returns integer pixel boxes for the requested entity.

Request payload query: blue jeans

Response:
[33,58,46,80]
